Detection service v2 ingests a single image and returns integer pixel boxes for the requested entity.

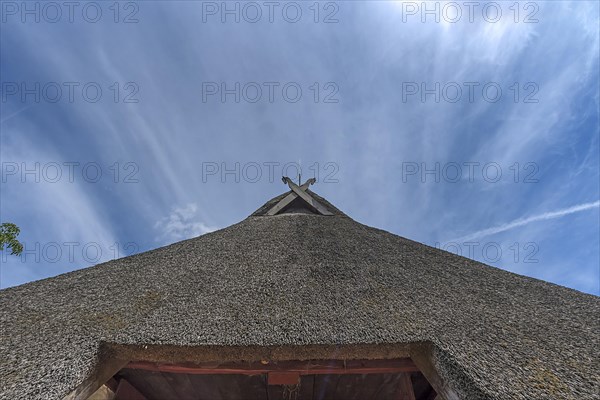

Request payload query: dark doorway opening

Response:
[99,359,437,400]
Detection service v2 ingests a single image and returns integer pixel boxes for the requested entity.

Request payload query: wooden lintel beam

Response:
[268,371,300,385]
[125,358,419,376]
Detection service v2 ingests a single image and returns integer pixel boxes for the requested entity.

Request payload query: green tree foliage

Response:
[0,223,23,256]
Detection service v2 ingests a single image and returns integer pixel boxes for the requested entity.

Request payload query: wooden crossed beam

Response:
[266,177,333,216]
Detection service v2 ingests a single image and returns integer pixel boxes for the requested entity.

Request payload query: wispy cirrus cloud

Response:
[1,1,598,294]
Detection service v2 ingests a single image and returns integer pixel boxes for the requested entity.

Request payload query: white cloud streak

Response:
[449,201,600,243]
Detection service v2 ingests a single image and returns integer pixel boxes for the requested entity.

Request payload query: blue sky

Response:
[1,1,599,295]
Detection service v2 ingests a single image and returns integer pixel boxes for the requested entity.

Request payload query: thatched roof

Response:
[1,190,599,399]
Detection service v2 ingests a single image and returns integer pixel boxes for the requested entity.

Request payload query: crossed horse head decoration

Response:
[265,176,333,216]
